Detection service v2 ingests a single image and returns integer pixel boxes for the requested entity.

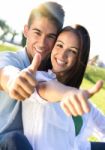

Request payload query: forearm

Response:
[37,79,104,103]
[37,80,76,102]
[37,79,103,117]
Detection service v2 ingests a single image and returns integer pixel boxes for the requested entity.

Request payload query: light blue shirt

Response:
[0,48,30,137]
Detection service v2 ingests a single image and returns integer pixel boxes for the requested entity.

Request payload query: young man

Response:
[0,1,65,149]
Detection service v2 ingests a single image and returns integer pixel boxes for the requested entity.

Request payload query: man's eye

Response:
[48,35,56,40]
[34,32,41,35]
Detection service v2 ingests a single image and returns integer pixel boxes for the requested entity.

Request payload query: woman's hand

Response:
[60,80,103,116]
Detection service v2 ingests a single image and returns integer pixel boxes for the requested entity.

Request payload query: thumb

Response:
[28,53,42,74]
[84,80,104,98]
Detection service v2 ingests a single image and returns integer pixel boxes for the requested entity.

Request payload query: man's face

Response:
[24,17,58,62]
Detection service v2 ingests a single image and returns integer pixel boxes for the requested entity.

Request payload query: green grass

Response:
[0,43,20,52]
[84,65,105,86]
[81,65,105,113]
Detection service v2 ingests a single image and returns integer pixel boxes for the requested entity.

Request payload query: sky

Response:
[0,0,105,63]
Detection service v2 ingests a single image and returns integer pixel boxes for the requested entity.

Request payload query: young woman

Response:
[22,25,105,150]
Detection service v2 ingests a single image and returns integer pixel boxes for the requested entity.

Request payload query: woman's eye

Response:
[71,50,76,54]
[56,44,63,48]
[68,49,78,55]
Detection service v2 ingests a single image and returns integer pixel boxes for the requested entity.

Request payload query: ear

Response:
[23,25,29,38]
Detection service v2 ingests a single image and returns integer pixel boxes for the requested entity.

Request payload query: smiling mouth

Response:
[35,48,43,53]
[56,58,66,66]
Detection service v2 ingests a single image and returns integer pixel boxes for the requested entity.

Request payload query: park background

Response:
[0,0,105,141]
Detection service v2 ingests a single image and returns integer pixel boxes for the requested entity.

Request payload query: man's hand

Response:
[60,80,104,116]
[7,53,41,100]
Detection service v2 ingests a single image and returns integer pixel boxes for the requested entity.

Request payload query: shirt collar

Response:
[48,69,56,79]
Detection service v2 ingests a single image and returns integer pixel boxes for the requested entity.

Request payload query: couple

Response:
[0,1,104,150]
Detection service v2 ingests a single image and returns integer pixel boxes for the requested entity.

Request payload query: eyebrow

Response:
[56,40,64,44]
[32,28,41,32]
[70,47,79,52]
[57,40,79,51]
[32,28,57,37]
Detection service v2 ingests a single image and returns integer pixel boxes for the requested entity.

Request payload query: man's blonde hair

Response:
[28,1,65,33]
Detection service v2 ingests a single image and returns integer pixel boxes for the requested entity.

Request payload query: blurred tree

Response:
[0,19,9,30]
[0,19,10,41]
[10,30,18,43]
[88,55,99,66]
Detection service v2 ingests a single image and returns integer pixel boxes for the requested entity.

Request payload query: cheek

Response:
[51,53,54,64]
[48,38,57,49]
[51,49,57,59]
[68,58,76,67]
[27,36,34,45]
[51,52,56,65]
[47,42,55,51]
[51,47,57,55]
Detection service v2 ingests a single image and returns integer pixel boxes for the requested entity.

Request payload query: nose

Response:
[59,50,68,59]
[38,35,46,50]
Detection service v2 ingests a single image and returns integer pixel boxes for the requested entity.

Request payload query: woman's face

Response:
[51,31,80,74]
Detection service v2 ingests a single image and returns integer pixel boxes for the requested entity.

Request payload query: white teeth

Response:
[56,59,65,65]
[36,48,43,53]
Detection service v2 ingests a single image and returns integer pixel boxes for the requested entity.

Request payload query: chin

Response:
[53,69,62,74]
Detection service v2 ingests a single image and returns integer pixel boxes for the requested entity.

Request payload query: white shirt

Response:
[22,71,105,150]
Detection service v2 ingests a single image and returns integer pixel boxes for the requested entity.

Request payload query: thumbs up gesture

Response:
[60,80,104,116]
[7,53,41,100]
[84,80,104,98]
[28,53,41,74]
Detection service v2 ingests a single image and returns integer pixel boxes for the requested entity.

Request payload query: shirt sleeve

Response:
[0,51,21,69]
[30,88,49,105]
[35,71,56,82]
[90,102,105,141]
